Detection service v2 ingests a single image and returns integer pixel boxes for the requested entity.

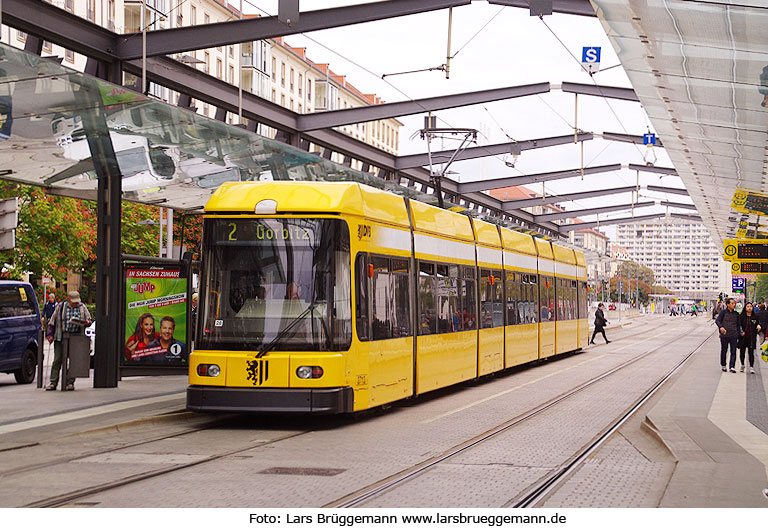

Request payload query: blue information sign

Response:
[732,278,745,292]
[643,133,656,146]
[581,47,601,64]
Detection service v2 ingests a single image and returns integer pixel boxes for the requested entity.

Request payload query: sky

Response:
[233,1,689,237]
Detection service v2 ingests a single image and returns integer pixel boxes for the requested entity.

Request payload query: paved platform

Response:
[1,316,766,508]
[645,329,768,507]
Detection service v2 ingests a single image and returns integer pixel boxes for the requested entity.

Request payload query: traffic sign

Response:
[643,133,656,146]
[732,277,746,291]
[42,277,50,285]
[581,46,601,74]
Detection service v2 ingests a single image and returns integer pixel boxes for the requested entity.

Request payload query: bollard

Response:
[61,334,69,392]
[36,325,44,389]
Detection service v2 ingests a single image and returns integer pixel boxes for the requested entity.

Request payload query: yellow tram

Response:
[187,181,588,414]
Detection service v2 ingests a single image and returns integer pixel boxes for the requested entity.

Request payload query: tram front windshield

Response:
[199,218,351,351]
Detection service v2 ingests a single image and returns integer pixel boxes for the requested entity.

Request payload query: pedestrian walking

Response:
[715,298,742,373]
[738,302,760,374]
[45,291,91,391]
[590,303,611,345]
[757,303,768,345]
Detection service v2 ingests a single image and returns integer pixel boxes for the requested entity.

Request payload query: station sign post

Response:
[581,46,601,75]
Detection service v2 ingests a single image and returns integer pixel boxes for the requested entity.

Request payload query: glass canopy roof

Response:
[592,0,768,244]
[0,42,445,214]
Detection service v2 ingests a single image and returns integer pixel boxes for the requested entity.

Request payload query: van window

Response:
[0,285,34,317]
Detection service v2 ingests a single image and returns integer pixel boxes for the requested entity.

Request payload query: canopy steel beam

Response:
[116,0,470,60]
[487,0,595,17]
[628,163,677,175]
[461,163,620,194]
[660,201,697,211]
[561,82,639,102]
[535,201,655,222]
[502,185,637,210]
[602,131,665,148]
[2,0,117,62]
[560,213,670,232]
[670,213,703,222]
[396,133,593,170]
[646,184,688,196]
[297,83,550,131]
[2,4,562,237]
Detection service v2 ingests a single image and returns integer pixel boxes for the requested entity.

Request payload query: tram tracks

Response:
[330,323,714,508]
[3,317,688,508]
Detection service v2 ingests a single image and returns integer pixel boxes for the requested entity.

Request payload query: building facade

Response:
[615,218,721,296]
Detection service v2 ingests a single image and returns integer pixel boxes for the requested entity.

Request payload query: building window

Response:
[298,103,302,113]
[87,0,96,22]
[16,31,26,43]
[216,58,223,79]
[271,89,276,102]
[307,79,312,101]
[290,68,294,92]
[43,41,52,53]
[107,0,116,31]
[204,52,210,74]
[175,0,183,27]
[191,6,197,25]
[298,74,303,97]
[290,99,294,110]
[204,13,210,25]
[228,65,234,84]
[280,62,286,88]
[280,94,285,106]
[65,0,74,12]
[65,49,75,63]
[229,46,234,59]
[271,58,276,81]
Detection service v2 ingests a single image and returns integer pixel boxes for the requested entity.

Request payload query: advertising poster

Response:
[124,266,188,366]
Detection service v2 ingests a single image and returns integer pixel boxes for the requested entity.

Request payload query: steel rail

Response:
[331,320,696,508]
[512,328,714,507]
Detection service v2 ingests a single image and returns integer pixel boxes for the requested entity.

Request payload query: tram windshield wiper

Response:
[254,300,330,358]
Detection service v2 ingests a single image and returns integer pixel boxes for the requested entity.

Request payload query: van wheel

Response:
[14,348,36,384]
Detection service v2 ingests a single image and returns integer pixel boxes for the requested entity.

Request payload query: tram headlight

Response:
[197,364,221,377]
[296,366,323,379]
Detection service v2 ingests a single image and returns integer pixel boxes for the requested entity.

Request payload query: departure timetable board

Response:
[739,262,768,274]
[723,238,768,261]
[738,243,768,260]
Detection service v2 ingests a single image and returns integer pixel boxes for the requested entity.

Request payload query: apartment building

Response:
[4,0,400,155]
[571,228,610,280]
[615,218,721,295]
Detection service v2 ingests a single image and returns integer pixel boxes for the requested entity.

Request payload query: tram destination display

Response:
[123,266,188,366]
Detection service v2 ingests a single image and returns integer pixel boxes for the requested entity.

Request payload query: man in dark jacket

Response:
[590,303,611,345]
[715,298,742,372]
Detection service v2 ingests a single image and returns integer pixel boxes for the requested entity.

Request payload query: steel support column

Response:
[76,86,122,388]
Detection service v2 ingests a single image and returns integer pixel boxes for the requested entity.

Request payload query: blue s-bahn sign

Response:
[581,46,601,74]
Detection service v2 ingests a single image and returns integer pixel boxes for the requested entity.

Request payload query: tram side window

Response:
[579,281,588,319]
[540,275,555,322]
[480,269,503,329]
[436,265,459,333]
[571,280,578,321]
[528,274,539,324]
[506,271,518,325]
[369,256,411,340]
[391,258,411,338]
[461,266,477,331]
[418,262,436,335]
[355,254,369,341]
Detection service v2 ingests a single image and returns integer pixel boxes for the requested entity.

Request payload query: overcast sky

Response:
[237,1,688,235]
